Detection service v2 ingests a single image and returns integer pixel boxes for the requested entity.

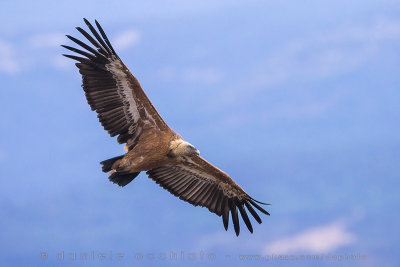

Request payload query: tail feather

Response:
[109,171,140,187]
[100,155,140,187]
[100,155,124,173]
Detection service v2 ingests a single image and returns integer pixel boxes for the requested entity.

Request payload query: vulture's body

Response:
[63,19,269,236]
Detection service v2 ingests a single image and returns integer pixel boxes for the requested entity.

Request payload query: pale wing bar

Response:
[62,19,159,147]
[146,161,269,236]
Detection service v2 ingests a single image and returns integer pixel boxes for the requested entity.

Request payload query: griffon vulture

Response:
[63,19,269,236]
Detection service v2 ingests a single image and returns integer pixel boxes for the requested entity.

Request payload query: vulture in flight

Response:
[63,19,269,236]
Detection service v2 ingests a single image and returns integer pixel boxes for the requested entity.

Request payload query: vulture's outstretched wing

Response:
[62,19,169,149]
[147,156,269,236]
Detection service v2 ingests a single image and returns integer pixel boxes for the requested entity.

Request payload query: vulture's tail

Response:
[100,155,140,187]
[108,171,140,187]
[100,155,124,172]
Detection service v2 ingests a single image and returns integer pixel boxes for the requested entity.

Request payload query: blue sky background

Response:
[0,0,399,266]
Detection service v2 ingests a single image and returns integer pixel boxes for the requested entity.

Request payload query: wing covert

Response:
[63,19,168,148]
[146,156,269,236]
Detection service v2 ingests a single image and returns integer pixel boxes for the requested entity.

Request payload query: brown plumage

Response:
[63,18,269,236]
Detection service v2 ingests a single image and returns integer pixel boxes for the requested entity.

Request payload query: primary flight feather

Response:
[63,18,269,236]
